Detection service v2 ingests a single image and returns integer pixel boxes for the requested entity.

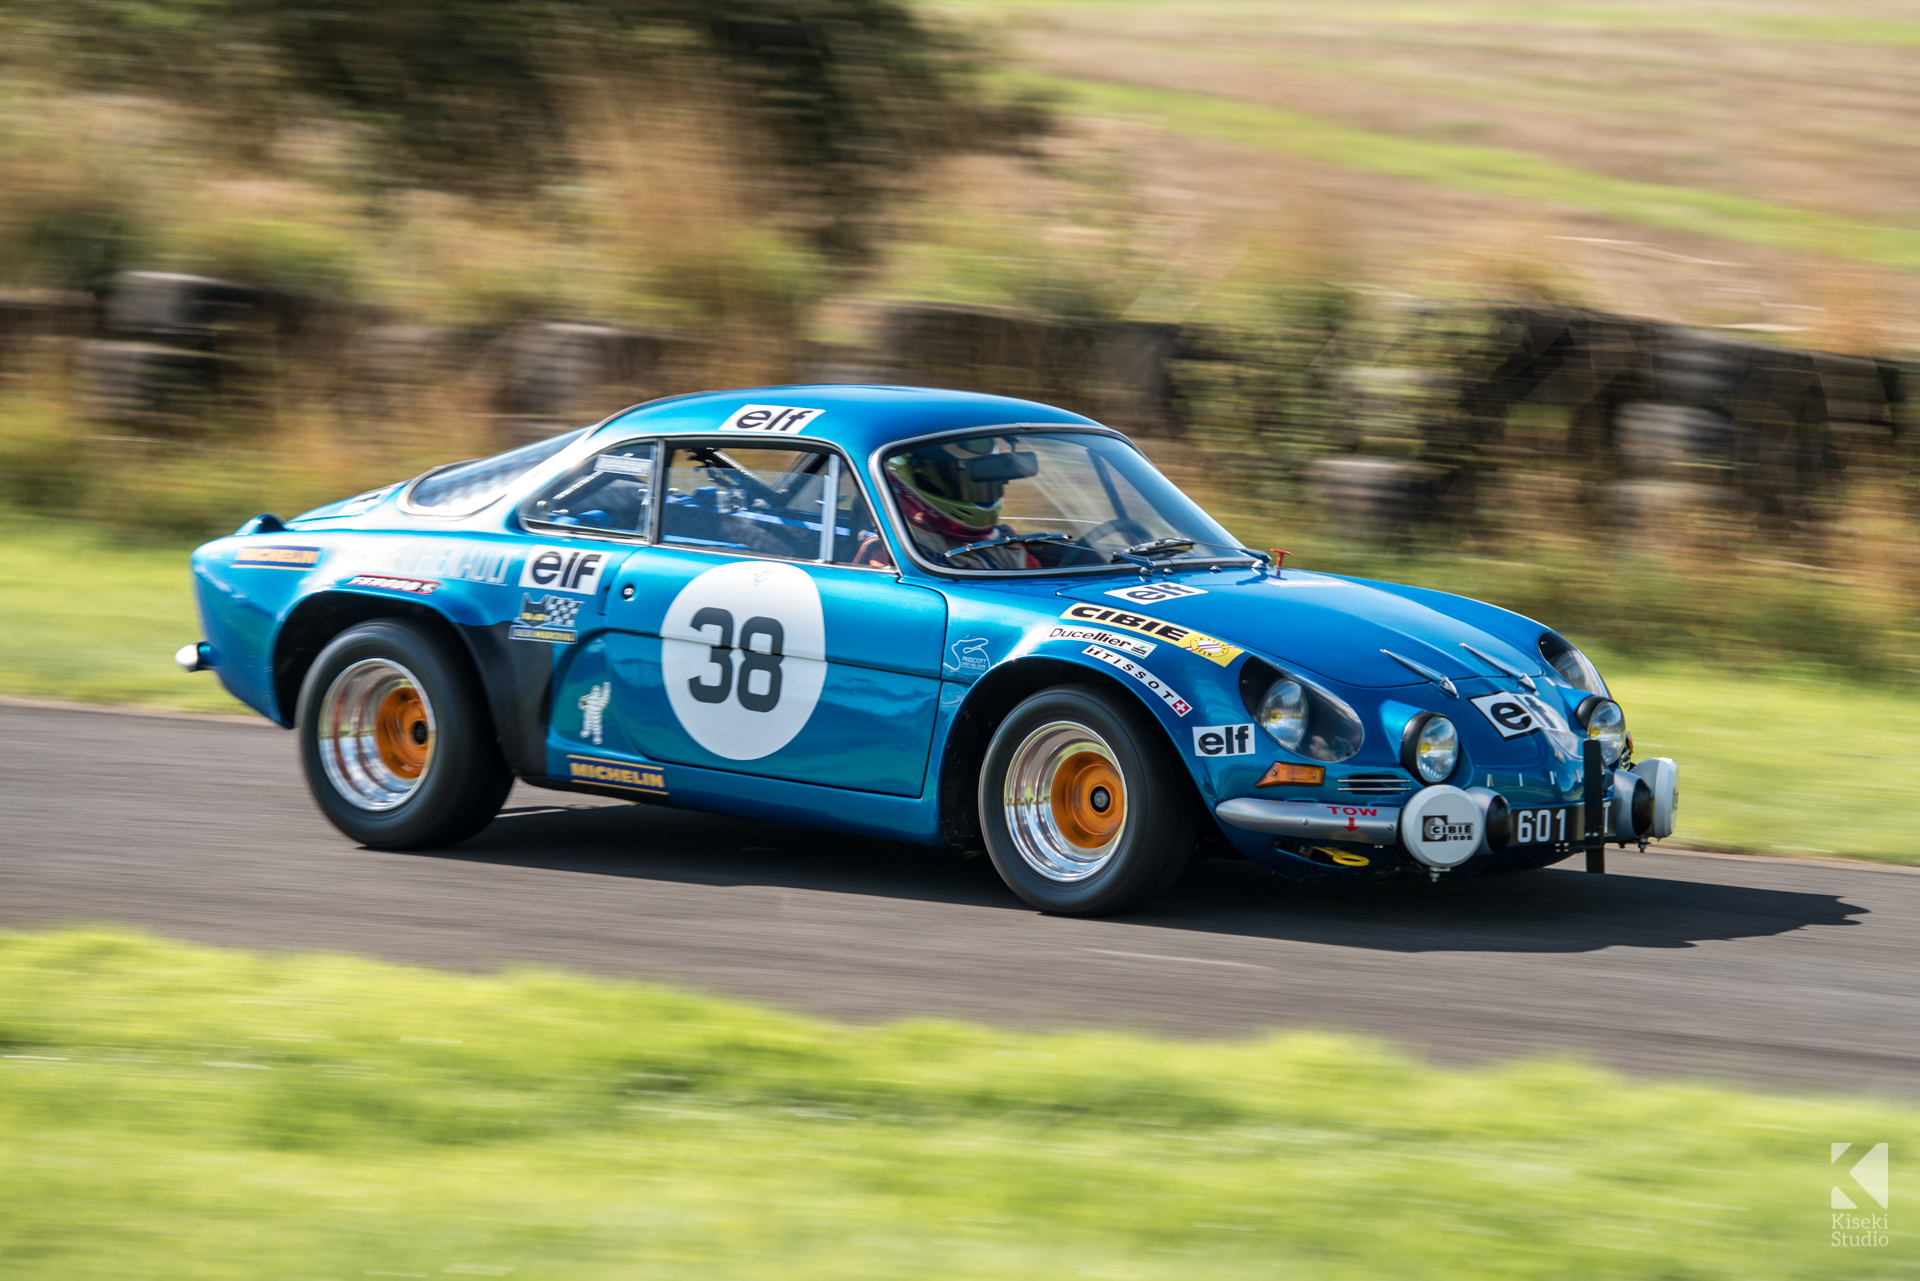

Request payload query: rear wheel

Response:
[297,619,512,849]
[979,684,1194,915]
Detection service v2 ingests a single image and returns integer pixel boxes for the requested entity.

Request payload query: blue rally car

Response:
[181,385,1679,915]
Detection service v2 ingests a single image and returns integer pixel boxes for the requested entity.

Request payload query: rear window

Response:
[405,428,589,516]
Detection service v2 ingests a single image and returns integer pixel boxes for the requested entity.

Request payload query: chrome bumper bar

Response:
[1214,797,1400,845]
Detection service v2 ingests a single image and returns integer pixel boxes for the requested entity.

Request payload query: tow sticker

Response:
[1083,645,1191,716]
[1058,604,1242,667]
[661,560,826,761]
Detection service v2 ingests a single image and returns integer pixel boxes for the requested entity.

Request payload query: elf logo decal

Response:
[717,404,824,435]
[1058,604,1242,668]
[519,546,608,595]
[1192,724,1255,757]
[661,560,826,761]
[1468,690,1570,740]
[1082,645,1191,716]
[1105,582,1205,605]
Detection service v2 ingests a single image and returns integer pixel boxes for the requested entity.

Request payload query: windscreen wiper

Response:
[938,532,1072,563]
[1114,537,1195,569]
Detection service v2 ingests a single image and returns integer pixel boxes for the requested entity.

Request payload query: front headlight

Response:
[1539,631,1607,696]
[1401,713,1459,784]
[1577,697,1627,767]
[1240,659,1364,762]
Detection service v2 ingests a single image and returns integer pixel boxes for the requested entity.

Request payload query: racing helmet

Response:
[884,437,1034,533]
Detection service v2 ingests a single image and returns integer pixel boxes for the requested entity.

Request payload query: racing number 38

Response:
[688,607,785,712]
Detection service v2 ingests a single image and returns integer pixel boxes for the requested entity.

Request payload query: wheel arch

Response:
[938,654,1202,849]
[271,592,479,729]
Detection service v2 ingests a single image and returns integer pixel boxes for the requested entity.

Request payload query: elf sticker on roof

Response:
[717,405,824,435]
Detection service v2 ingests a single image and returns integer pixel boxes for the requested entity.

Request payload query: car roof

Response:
[592,384,1104,457]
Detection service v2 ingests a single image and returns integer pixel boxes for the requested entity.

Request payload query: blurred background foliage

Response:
[3,0,1920,683]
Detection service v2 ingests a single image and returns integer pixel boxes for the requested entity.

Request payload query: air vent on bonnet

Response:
[1338,773,1412,795]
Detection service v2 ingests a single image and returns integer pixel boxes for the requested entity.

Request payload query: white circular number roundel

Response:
[661,560,826,761]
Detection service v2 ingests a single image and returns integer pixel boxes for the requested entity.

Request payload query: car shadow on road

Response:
[434,798,1870,956]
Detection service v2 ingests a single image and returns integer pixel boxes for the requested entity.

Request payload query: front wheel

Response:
[979,684,1194,915]
[297,619,513,849]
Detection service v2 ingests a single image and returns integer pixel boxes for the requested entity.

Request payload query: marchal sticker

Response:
[509,594,581,644]
[662,560,827,760]
[1105,582,1206,606]
[234,545,321,570]
[1058,604,1242,668]
[717,404,824,435]
[1082,645,1191,716]
[565,755,667,796]
[519,546,609,596]
[344,574,439,596]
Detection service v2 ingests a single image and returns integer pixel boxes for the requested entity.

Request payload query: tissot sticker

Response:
[1191,724,1254,757]
[1468,690,1572,740]
[564,754,667,796]
[519,546,609,595]
[578,681,612,745]
[1058,604,1242,667]
[661,560,826,761]
[510,594,581,644]
[1082,645,1191,716]
[234,545,321,570]
[344,574,439,595]
[945,636,990,674]
[716,404,824,435]
[1045,625,1155,658]
[1104,582,1206,605]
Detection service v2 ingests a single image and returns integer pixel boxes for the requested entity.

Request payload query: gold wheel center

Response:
[373,686,431,778]
[1050,751,1124,849]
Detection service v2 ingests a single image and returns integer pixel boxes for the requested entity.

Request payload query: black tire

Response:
[296,619,513,849]
[979,683,1195,915]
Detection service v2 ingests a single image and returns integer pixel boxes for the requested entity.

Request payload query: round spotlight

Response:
[1257,678,1308,752]
[1577,697,1627,768]
[1401,713,1459,784]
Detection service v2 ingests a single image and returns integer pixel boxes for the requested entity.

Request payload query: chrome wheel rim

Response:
[1003,720,1127,883]
[318,659,435,812]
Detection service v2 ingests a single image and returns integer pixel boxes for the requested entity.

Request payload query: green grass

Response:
[1007,74,1920,271]
[1,926,1915,1279]
[5,519,1916,862]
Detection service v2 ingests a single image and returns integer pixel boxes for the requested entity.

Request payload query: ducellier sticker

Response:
[565,754,667,796]
[1044,624,1155,658]
[1082,645,1191,716]
[1058,604,1242,667]
[344,574,439,595]
[234,545,321,570]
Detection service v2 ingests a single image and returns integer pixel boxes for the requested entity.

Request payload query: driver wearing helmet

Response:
[885,437,1039,569]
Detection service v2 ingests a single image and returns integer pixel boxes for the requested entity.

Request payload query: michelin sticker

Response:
[662,560,826,761]
[1058,604,1242,668]
[565,755,667,796]
[717,404,824,435]
[234,545,321,570]
[1082,645,1191,716]
[1105,582,1206,605]
[578,681,612,745]
[519,546,609,595]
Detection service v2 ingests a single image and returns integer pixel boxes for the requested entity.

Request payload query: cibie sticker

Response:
[717,404,824,435]
[1045,625,1155,658]
[1105,581,1205,605]
[519,546,609,596]
[1191,724,1254,757]
[1058,604,1242,668]
[661,560,827,761]
[1082,645,1191,716]
[234,545,321,570]
[1468,690,1571,740]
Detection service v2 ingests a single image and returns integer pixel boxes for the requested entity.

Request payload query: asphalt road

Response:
[4,702,1915,1098]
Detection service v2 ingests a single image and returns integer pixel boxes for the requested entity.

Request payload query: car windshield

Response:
[882,430,1248,572]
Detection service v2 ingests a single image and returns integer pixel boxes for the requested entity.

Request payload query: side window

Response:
[660,445,834,561]
[831,463,892,568]
[521,440,656,537]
